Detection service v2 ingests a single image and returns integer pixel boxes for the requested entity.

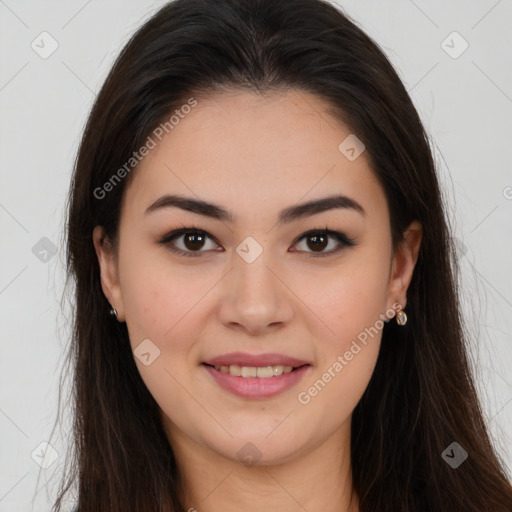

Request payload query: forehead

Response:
[121,89,387,224]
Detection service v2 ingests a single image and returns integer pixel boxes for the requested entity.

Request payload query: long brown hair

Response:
[53,0,512,510]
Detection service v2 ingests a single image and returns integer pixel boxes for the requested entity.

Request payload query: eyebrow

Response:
[144,193,365,224]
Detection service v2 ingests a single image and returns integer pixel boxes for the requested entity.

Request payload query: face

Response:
[93,89,421,467]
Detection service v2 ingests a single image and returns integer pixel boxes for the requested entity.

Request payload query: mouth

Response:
[201,362,309,378]
[201,362,312,399]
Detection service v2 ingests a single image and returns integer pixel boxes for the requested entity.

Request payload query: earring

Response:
[396,309,407,326]
[109,307,118,319]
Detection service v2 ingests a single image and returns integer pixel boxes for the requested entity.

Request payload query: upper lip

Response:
[203,352,311,368]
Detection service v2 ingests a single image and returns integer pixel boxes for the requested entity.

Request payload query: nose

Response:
[217,250,294,336]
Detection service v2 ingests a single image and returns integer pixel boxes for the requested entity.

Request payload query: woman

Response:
[54,0,512,510]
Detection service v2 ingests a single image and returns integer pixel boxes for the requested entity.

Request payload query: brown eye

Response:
[158,227,221,257]
[291,229,356,258]
[305,233,328,252]
[158,226,356,259]
[182,231,207,251]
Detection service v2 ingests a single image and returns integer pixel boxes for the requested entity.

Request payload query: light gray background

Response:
[1,0,511,510]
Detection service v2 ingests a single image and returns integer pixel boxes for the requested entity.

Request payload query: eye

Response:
[157,225,356,258]
[157,226,221,258]
[291,227,356,258]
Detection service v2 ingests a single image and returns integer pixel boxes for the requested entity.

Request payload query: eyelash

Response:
[157,224,356,259]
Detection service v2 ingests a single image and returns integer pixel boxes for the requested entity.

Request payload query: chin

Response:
[207,434,307,467]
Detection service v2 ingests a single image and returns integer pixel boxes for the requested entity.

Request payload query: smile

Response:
[202,363,311,399]
[211,363,295,378]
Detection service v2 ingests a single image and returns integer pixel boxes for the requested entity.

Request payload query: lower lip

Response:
[202,364,311,399]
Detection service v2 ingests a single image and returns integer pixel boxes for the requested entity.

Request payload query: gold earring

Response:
[396,309,407,326]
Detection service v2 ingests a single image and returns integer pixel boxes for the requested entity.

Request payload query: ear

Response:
[92,225,125,322]
[387,220,422,312]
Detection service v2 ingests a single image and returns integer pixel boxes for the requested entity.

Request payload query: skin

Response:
[93,89,422,512]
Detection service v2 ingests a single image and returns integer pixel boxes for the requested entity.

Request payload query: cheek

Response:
[291,247,390,412]
[120,248,210,341]
[119,254,205,413]
[295,262,387,423]
[297,249,390,340]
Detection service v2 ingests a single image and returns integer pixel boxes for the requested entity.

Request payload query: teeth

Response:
[214,364,295,378]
